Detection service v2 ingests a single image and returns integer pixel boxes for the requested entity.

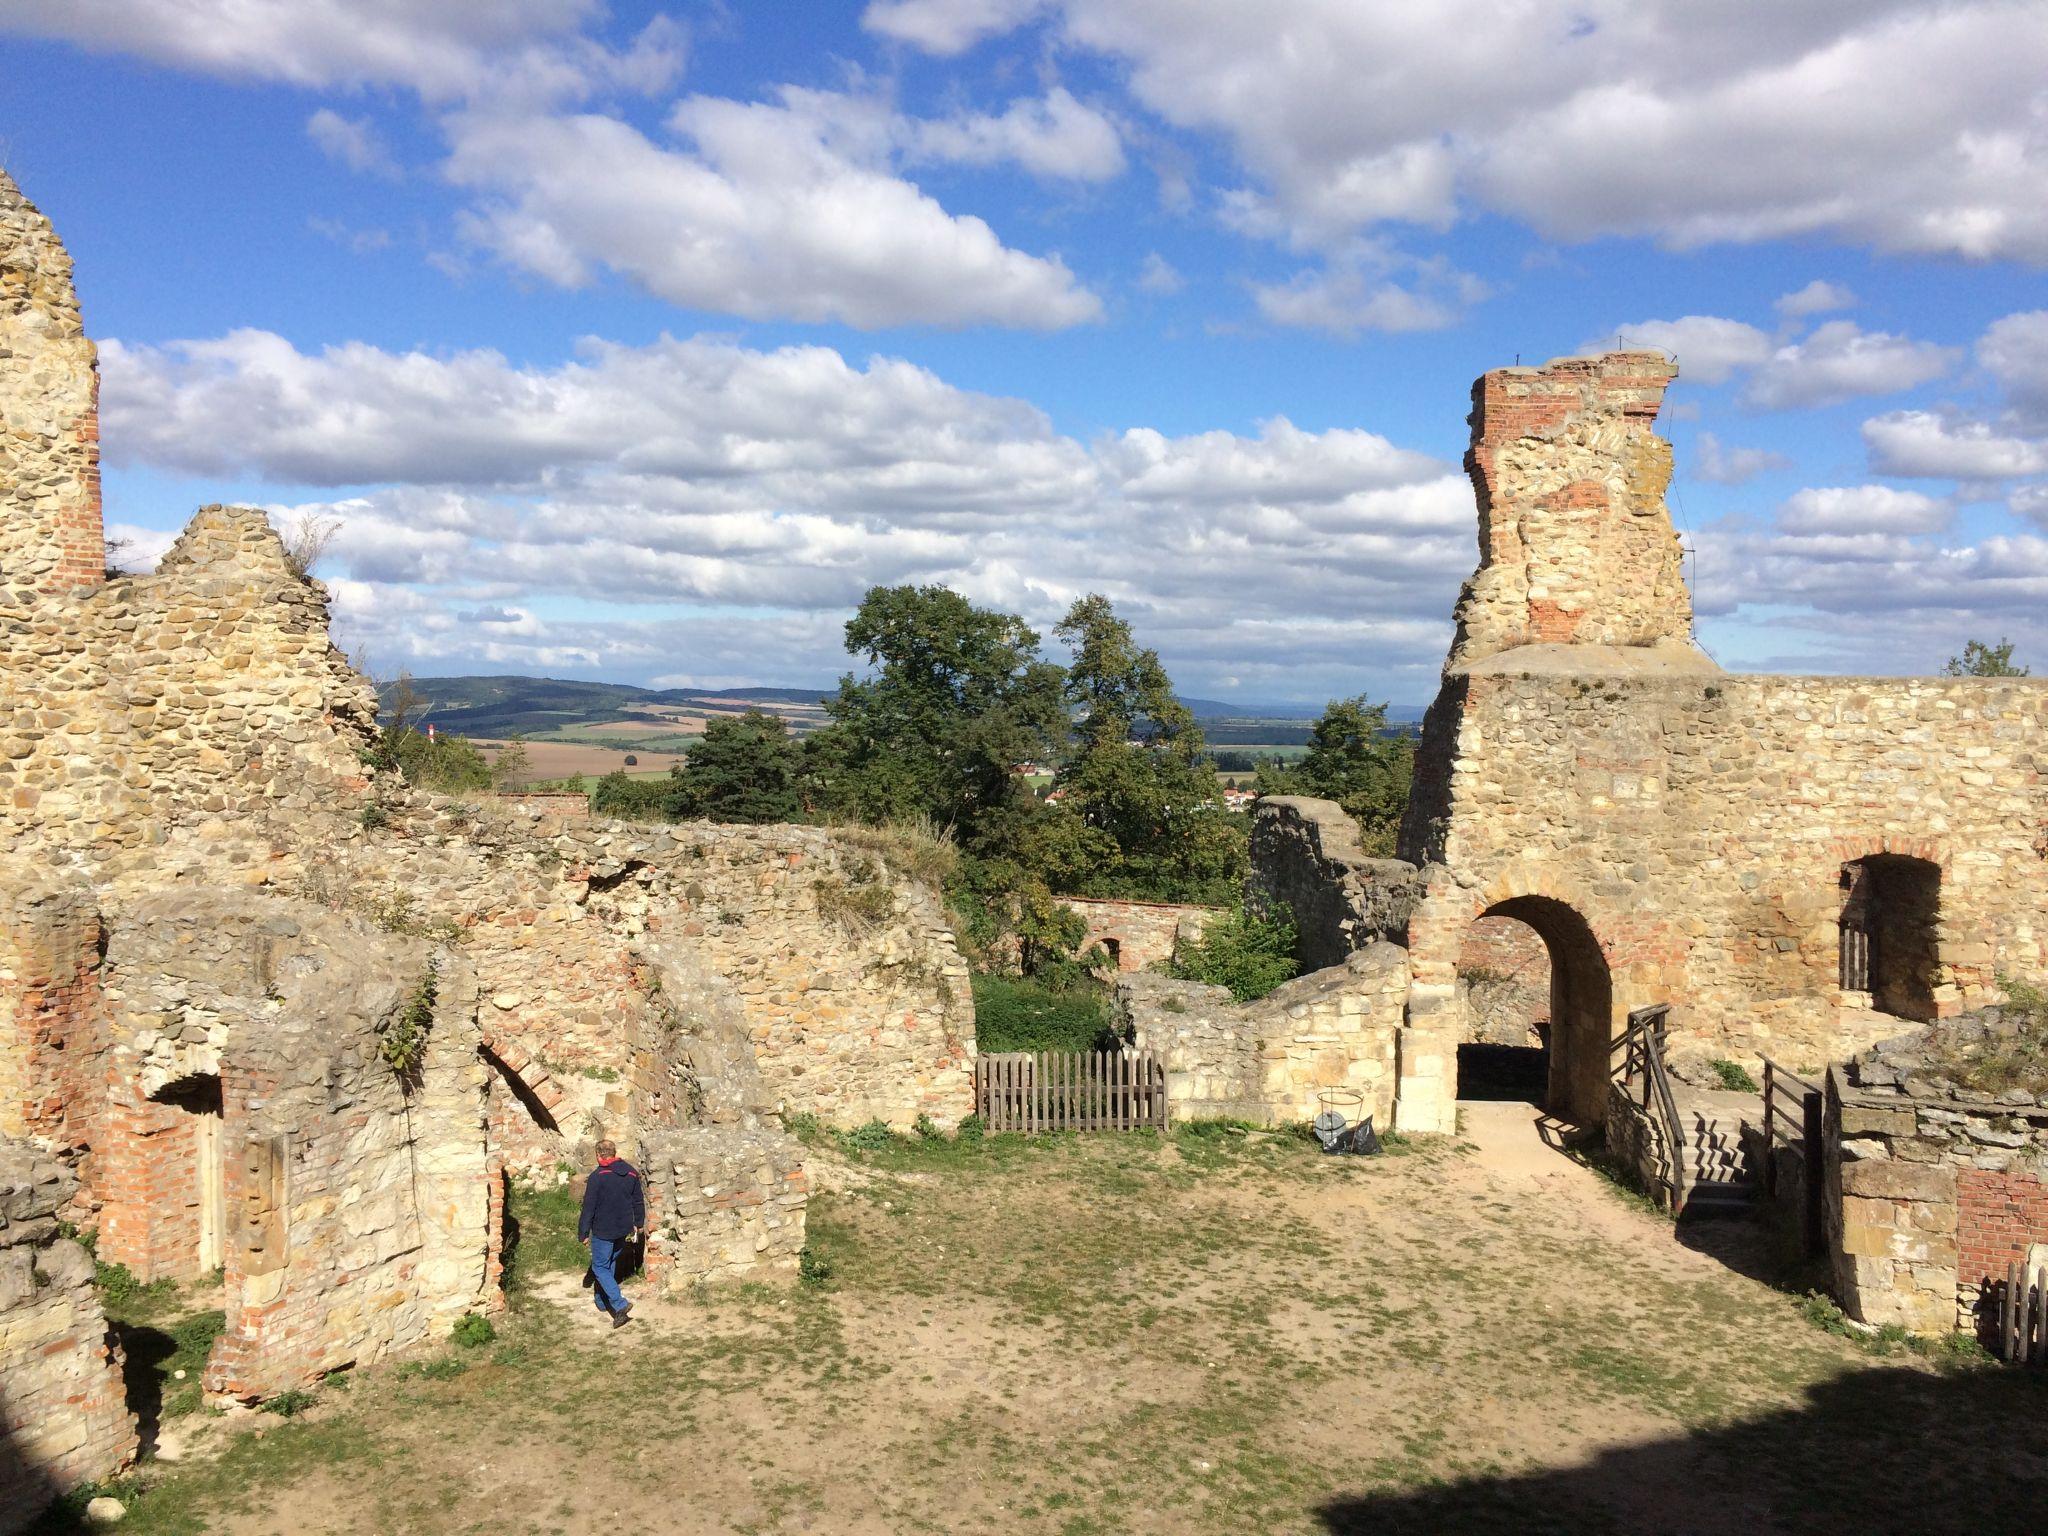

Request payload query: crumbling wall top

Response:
[1448,350,1705,673]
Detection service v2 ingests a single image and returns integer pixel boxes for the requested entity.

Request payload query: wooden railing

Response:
[1761,1057,1826,1256]
[1616,1004,1690,1213]
[975,1050,1168,1134]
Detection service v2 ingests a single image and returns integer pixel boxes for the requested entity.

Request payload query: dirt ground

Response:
[54,1105,2048,1536]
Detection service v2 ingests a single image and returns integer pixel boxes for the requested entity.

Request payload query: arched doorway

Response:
[1455,914,1552,1102]
[1473,896,1613,1127]
[1840,855,1941,1022]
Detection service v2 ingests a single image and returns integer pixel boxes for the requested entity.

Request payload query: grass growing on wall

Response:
[970,974,1115,1053]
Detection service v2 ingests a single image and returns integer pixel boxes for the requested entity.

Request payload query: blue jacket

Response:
[578,1159,645,1242]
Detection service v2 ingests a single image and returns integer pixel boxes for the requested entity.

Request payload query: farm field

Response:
[55,1106,2044,1536]
[476,738,689,783]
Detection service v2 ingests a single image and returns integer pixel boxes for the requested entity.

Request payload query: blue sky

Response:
[3,1,2045,705]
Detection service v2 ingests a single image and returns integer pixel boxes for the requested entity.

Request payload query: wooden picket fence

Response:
[1999,1258,2048,1366]
[974,1050,1168,1134]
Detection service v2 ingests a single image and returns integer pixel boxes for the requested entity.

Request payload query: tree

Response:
[1169,898,1299,1002]
[810,585,1066,848]
[1052,594,1245,903]
[672,710,803,824]
[363,670,493,792]
[1253,695,1415,855]
[1945,638,2029,677]
[492,734,531,789]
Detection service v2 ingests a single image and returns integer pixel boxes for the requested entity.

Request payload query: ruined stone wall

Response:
[0,1139,135,1530]
[1824,1011,2048,1334]
[1118,943,1412,1127]
[1061,896,1215,974]
[1248,797,1422,971]
[1457,915,1549,1047]
[0,171,101,602]
[0,875,107,1173]
[640,1127,806,1290]
[1449,352,1695,669]
[96,895,498,1401]
[1402,665,2048,1077]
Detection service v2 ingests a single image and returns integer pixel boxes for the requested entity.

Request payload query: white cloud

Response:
[1740,321,1957,410]
[306,109,398,176]
[907,88,1125,181]
[863,0,1048,54]
[1,1,684,104]
[2009,483,2048,530]
[1692,431,1790,486]
[904,0,2048,262]
[1136,253,1183,295]
[442,92,1105,329]
[1778,485,1951,535]
[1775,280,1856,320]
[1581,316,1771,385]
[1978,309,2048,427]
[1253,268,1462,335]
[101,326,1473,693]
[1864,411,2048,479]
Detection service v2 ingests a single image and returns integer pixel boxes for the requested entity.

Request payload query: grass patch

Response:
[1708,1058,1761,1093]
[503,1179,587,1290]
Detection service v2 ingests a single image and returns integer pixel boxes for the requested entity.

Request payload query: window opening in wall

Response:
[1839,856,1941,1022]
[159,1074,226,1273]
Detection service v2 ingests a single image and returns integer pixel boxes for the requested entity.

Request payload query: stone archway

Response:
[1476,895,1613,1127]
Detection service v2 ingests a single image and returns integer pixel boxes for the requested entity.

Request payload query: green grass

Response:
[970,973,1115,1052]
[502,1179,588,1290]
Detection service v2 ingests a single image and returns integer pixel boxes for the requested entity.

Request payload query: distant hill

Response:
[378,676,1423,768]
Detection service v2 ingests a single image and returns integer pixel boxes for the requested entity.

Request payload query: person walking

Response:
[577,1138,644,1329]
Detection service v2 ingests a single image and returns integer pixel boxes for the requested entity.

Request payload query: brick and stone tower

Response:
[1446,352,1701,671]
[1,167,104,602]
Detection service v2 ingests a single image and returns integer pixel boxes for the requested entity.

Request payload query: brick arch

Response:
[1830,834,1951,870]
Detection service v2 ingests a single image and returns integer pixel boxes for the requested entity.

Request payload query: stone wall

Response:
[1061,896,1215,974]
[640,1127,807,1290]
[1248,797,1422,971]
[0,1138,134,1533]
[1458,915,1549,1047]
[1449,352,1695,669]
[1396,353,2048,1129]
[0,171,101,602]
[1824,1010,2048,1335]
[95,894,499,1401]
[1117,943,1415,1128]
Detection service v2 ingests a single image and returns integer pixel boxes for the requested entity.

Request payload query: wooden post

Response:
[1801,1088,1824,1259]
[1762,1063,1778,1199]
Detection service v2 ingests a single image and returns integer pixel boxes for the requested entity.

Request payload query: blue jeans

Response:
[588,1235,629,1314]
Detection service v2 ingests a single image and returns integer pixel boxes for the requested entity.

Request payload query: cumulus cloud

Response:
[1775,280,1856,320]
[863,0,1048,55]
[1582,316,1771,385]
[863,1,2048,262]
[1864,411,2048,479]
[1692,432,1791,486]
[1977,309,2048,428]
[101,327,1472,693]
[306,109,398,176]
[1739,321,1957,410]
[1253,268,1462,336]
[442,91,1105,329]
[1777,485,1951,535]
[906,87,1124,181]
[1,0,684,104]
[1136,253,1184,295]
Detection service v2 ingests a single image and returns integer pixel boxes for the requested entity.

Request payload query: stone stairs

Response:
[1675,1090,1760,1219]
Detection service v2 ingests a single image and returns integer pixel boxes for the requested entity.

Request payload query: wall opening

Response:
[1472,896,1612,1126]
[156,1074,225,1274]
[1840,855,1941,1022]
[1455,914,1552,1102]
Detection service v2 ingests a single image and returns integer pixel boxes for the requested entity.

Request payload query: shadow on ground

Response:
[1318,1362,2048,1536]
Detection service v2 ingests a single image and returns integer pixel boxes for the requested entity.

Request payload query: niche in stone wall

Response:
[1839,856,1941,1023]
[155,1073,226,1276]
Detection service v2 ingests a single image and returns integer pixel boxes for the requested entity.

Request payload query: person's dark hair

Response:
[595,1138,617,1159]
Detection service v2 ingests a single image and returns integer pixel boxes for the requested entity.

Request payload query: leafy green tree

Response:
[491,734,531,789]
[810,585,1066,847]
[1945,638,2029,677]
[590,769,688,821]
[1253,695,1415,854]
[1169,898,1299,1002]
[672,710,803,823]
[1052,594,1245,903]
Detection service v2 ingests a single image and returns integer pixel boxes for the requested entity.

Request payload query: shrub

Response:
[379,964,438,1084]
[451,1312,496,1349]
[798,1246,834,1287]
[814,876,896,935]
[913,1113,943,1141]
[1168,898,1298,1002]
[1708,1058,1760,1093]
[837,1119,897,1153]
[261,1388,317,1418]
[970,973,1113,1053]
[954,1113,984,1144]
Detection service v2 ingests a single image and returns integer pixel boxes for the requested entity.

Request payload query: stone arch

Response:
[1838,852,1943,1023]
[1474,894,1614,1127]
